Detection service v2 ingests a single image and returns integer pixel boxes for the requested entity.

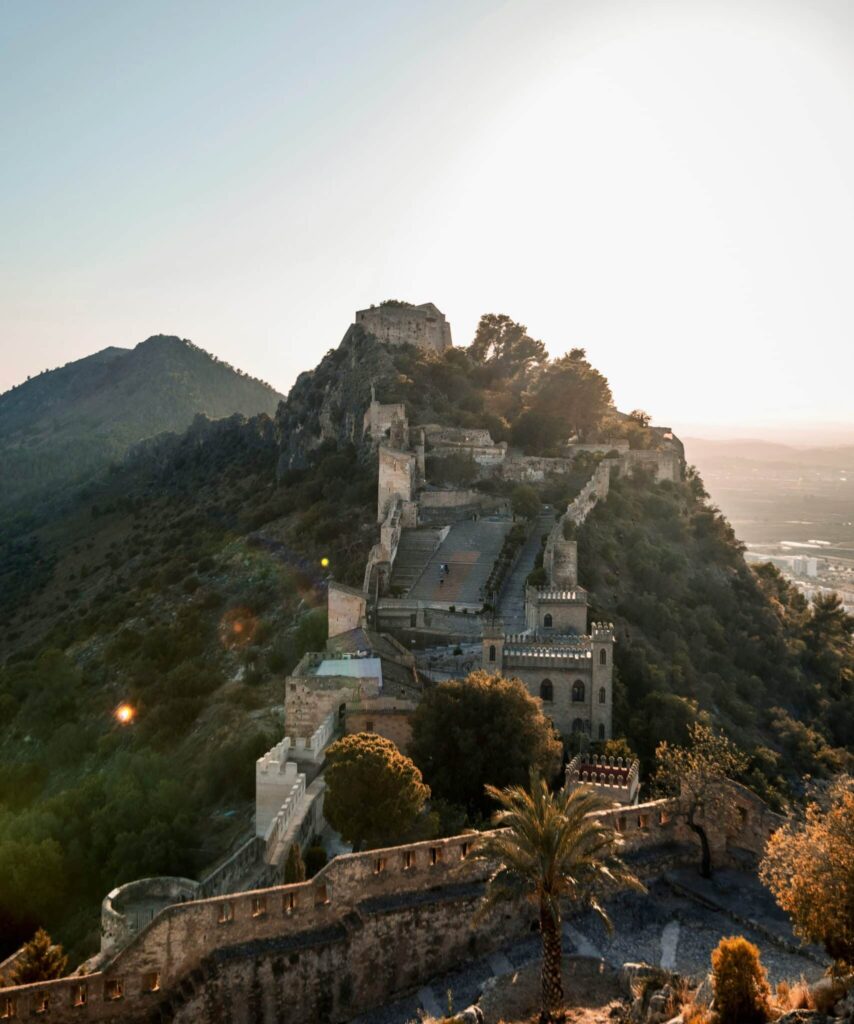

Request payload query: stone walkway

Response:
[497,510,555,631]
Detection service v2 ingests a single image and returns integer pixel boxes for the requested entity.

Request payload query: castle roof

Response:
[326,627,422,699]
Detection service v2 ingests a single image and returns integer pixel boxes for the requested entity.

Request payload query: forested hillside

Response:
[1,315,851,964]
[576,471,853,805]
[0,335,283,503]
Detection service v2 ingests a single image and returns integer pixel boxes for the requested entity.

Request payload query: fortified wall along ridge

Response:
[0,302,742,1024]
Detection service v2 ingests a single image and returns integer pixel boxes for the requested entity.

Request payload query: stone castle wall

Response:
[0,789,781,1023]
[355,303,452,354]
[377,447,415,522]
[327,583,367,637]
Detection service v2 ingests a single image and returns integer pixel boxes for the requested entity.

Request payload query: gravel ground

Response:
[345,871,825,1023]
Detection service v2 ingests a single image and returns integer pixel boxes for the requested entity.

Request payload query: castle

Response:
[355,301,452,354]
[0,303,710,1023]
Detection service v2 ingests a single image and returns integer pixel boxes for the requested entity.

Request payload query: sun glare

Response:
[114,703,136,725]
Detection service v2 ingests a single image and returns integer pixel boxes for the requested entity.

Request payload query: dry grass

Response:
[682,1003,713,1024]
[774,977,814,1013]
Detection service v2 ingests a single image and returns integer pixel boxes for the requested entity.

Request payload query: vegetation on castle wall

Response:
[654,723,749,878]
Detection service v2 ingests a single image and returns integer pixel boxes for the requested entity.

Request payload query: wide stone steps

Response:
[408,517,513,605]
[390,528,445,594]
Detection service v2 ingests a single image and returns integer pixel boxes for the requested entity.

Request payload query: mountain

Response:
[0,335,284,504]
[684,436,854,469]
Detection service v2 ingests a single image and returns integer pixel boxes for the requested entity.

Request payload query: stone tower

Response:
[590,622,615,742]
[355,302,452,354]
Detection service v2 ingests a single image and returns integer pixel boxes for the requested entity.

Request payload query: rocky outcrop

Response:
[275,325,405,473]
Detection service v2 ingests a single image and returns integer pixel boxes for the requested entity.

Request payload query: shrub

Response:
[711,936,770,1024]
[775,979,813,1012]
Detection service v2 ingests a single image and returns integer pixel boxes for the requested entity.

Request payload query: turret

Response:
[590,622,615,742]
[482,619,505,671]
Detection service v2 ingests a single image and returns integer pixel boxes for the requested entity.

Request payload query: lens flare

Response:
[115,703,136,725]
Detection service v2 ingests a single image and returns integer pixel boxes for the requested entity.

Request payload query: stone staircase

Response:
[389,527,445,595]
[409,517,512,605]
[497,510,555,631]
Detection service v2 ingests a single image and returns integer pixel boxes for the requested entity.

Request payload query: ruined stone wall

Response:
[543,535,579,589]
[363,400,409,446]
[499,453,577,483]
[284,673,371,741]
[355,303,452,354]
[621,449,681,482]
[327,583,367,638]
[101,878,200,957]
[378,447,415,522]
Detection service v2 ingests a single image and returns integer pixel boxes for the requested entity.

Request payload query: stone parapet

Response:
[0,782,780,1024]
[566,754,641,805]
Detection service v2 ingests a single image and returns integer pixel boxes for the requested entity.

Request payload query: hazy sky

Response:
[2,0,853,438]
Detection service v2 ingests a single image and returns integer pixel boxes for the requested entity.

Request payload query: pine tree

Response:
[10,928,68,984]
[283,842,306,883]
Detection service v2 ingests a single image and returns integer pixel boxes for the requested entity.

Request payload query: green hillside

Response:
[0,335,284,503]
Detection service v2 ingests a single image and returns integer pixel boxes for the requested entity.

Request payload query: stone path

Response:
[409,517,512,605]
[659,920,680,970]
[497,510,555,631]
[564,922,603,959]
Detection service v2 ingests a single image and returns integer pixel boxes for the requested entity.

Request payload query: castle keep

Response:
[355,301,452,354]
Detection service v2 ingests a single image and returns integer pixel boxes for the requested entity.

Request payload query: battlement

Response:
[591,622,615,641]
[0,782,783,1024]
[255,741,306,840]
[530,587,588,604]
[566,754,640,806]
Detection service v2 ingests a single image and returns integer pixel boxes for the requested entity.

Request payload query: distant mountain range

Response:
[684,436,854,469]
[0,335,284,503]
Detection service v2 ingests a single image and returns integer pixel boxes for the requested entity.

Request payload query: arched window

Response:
[572,680,585,703]
[599,648,607,666]
[572,717,584,734]
[488,644,496,663]
[540,679,554,702]
[598,723,605,740]
[543,613,553,628]
[598,686,606,704]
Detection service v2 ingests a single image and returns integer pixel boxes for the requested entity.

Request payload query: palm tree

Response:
[476,773,644,1023]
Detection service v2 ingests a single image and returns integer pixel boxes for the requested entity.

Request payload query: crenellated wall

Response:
[0,785,782,1024]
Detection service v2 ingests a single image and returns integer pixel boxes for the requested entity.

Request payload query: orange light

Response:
[115,703,136,725]
[233,621,244,635]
